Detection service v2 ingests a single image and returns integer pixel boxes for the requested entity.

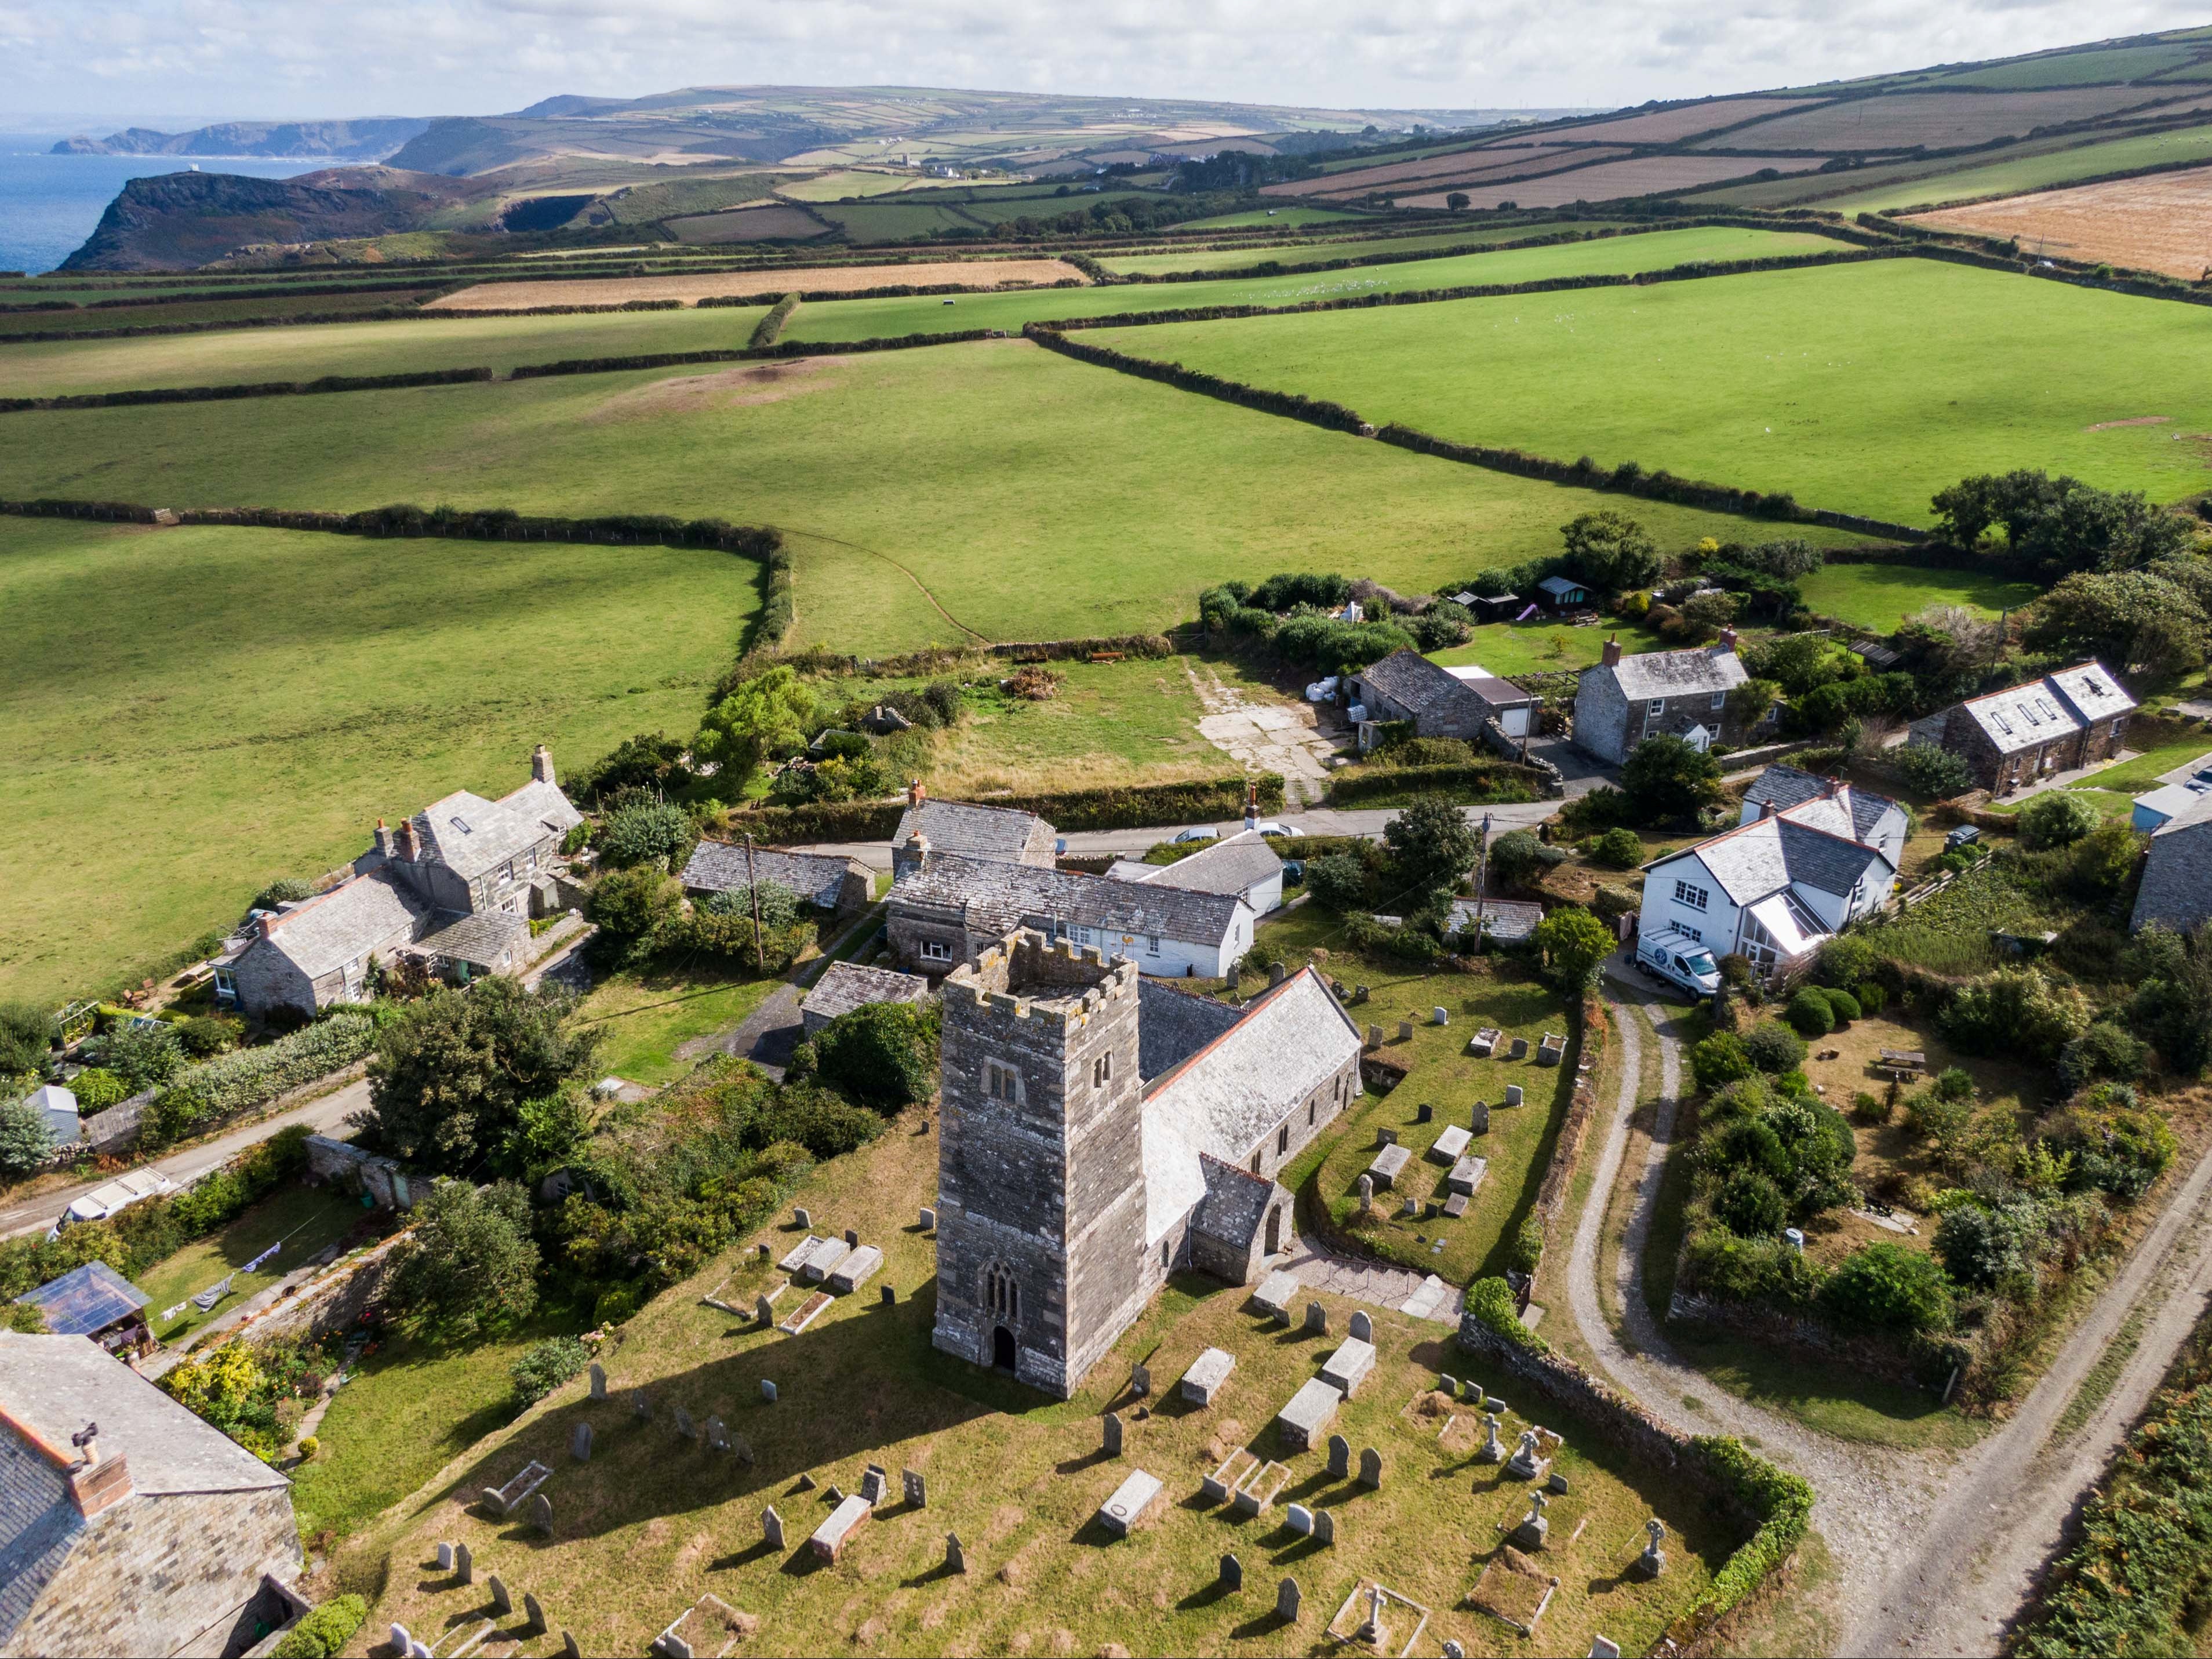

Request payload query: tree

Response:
[387,1179,540,1337]
[1680,589,1741,638]
[1445,192,1470,210]
[1382,796,1480,909]
[1749,633,1839,697]
[578,731,690,801]
[1931,469,2066,550]
[1532,905,1613,992]
[1303,853,1368,911]
[1559,510,1661,592]
[360,980,602,1176]
[810,1001,941,1109]
[96,1023,184,1093]
[1818,1242,1953,1333]
[2127,925,2212,1075]
[1584,826,1643,868]
[0,1096,56,1176]
[0,1003,54,1078]
[692,665,816,784]
[2027,569,2208,678]
[1487,828,1563,888]
[587,866,682,959]
[1891,743,1971,799]
[594,801,693,871]
[2017,791,2101,850]
[1620,733,1723,827]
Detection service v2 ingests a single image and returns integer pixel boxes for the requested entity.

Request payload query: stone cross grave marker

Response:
[588,1362,606,1399]
[488,1574,512,1616]
[1358,1447,1382,1489]
[1103,1411,1123,1456]
[570,1421,592,1462]
[1304,1301,1327,1335]
[1348,1309,1372,1343]
[527,1492,552,1536]
[1276,1577,1301,1624]
[1478,1414,1504,1462]
[762,1507,784,1548]
[1220,1553,1242,1591]
[1327,1435,1351,1479]
[1638,1517,1668,1579]
[903,1468,926,1507]
[946,1532,967,1573]
[454,1543,473,1585]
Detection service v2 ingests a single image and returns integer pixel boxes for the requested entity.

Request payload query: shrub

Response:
[1303,853,1368,911]
[1933,1066,1975,1103]
[67,1067,128,1111]
[1933,1200,2033,1289]
[1584,825,1643,868]
[1620,733,1725,826]
[0,1003,57,1075]
[1822,988,1862,1025]
[1531,907,1614,993]
[1464,1276,1545,1352]
[587,865,683,955]
[1715,1169,1788,1238]
[2046,1090,2176,1200]
[1508,1212,1545,1274]
[1856,982,1887,1015]
[0,1097,56,1175]
[1814,936,1878,989]
[1851,1090,1889,1124]
[271,1596,369,1659]
[1785,988,1835,1038]
[254,877,316,908]
[1904,1088,1972,1145]
[1692,1032,1755,1092]
[1488,828,1565,887]
[98,1023,185,1093]
[595,801,693,870]
[810,1001,940,1109]
[510,1336,590,1406]
[174,1016,234,1057]
[592,1283,643,1326]
[578,732,690,799]
[1742,1021,1807,1074]
[700,880,802,930]
[1819,1242,1953,1333]
[388,1180,540,1337]
[2058,1023,2146,1093]
[1560,786,1632,835]
[1890,744,1972,798]
[2017,791,2101,850]
[1942,967,2091,1062]
[148,1014,377,1143]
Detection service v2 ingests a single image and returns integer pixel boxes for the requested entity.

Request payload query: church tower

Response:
[932,930,1151,1397]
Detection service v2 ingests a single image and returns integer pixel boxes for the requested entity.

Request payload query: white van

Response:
[1637,927,1723,998]
[54,1168,175,1234]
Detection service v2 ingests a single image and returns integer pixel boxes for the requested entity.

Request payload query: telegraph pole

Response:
[1472,812,1493,955]
[743,832,766,973]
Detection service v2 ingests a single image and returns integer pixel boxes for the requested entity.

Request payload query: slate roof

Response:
[1136,979,1245,1082]
[1112,831,1282,900]
[1354,649,1487,718]
[14,1263,146,1338]
[1140,1108,1209,1247]
[1145,969,1363,1165]
[892,853,1246,948]
[1443,667,1536,708]
[892,799,1056,865]
[1189,1154,1275,1251]
[1959,661,2137,755]
[416,909,528,969]
[2049,661,2137,724]
[0,1332,289,1495]
[408,774,579,883]
[1598,644,1749,701]
[254,867,429,980]
[2138,782,2212,829]
[801,962,932,1024]
[682,842,862,908]
[2152,787,2212,838]
[1658,814,1893,905]
[1741,765,1831,816]
[1445,898,1545,942]
[1764,780,1901,848]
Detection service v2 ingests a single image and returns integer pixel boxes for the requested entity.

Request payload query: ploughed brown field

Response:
[1564,94,1824,144]
[1265,144,1628,199]
[425,257,1088,309]
[1391,152,1827,210]
[1909,165,2212,279]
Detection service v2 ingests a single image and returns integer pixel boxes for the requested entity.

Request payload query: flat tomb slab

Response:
[777,1290,834,1334]
[827,1245,882,1293]
[777,1234,831,1274]
[800,1238,852,1283]
[1180,1347,1236,1405]
[1319,1336,1377,1398]
[1251,1269,1301,1319]
[1276,1378,1342,1450]
[1430,1125,1471,1162]
[656,1594,751,1659]
[809,1494,872,1562]
[1203,1446,1261,1503]
[1442,1192,1470,1219]
[1097,1469,1165,1536]
[1367,1143,1413,1187]
[1448,1154,1489,1196]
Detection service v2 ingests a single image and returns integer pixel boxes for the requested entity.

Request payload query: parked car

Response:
[1636,927,1722,997]
[1253,822,1293,838]
[1172,828,1220,844]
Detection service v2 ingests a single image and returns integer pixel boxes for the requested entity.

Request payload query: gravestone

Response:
[570,1421,592,1462]
[1432,1006,1449,1026]
[1398,1021,1414,1042]
[794,1206,811,1228]
[1440,1373,1458,1397]
[436,1543,453,1570]
[488,1574,512,1616]
[845,1228,860,1247]
[881,1285,897,1305]
[860,1464,888,1505]
[762,1506,785,1548]
[1304,1301,1327,1335]
[760,1379,778,1403]
[1103,1411,1124,1456]
[1591,1642,1622,1659]
[827,1485,845,1504]
[1506,1428,1551,1482]
[796,1473,816,1492]
[1415,1103,1432,1124]
[1276,1577,1302,1624]
[1548,1471,1570,1495]
[1471,1101,1490,1135]
[1443,1643,1465,1659]
[634,1391,653,1423]
[1478,1414,1506,1464]
[1269,963,1286,985]
[1507,1038,1527,1061]
[1327,1435,1351,1479]
[523,1593,546,1635]
[1356,1174,1374,1217]
[1636,1517,1668,1580]
[527,1492,552,1536]
[1402,1197,1420,1217]
[588,1362,607,1400]
[1504,1083,1523,1108]
[903,1468,926,1507]
[1511,1490,1549,1551]
[1286,1503,1314,1537]
[1313,1507,1335,1545]
[1130,1362,1150,1398]
[1366,1024,1383,1049]
[390,1625,413,1657]
[757,1242,769,1261]
[674,1406,696,1440]
[1348,1309,1372,1343]
[454,1544,473,1585]
[562,1633,582,1659]
[1220,1553,1242,1592]
[919,1206,936,1230]
[706,1416,729,1453]
[1358,1447,1382,1489]
[946,1532,967,1574]
[1376,1127,1398,1148]
[756,1294,775,1325]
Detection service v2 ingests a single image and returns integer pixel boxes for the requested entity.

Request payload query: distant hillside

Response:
[52,119,430,161]
[59,167,487,271]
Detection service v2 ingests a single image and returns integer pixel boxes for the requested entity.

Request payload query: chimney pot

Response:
[1601,635,1622,668]
[908,778,926,807]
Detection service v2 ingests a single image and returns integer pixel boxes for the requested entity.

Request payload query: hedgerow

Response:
[1674,1436,1814,1640]
[1463,1276,1547,1352]
[148,1014,376,1143]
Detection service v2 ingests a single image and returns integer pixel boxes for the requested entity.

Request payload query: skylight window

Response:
[450,816,472,834]
[1991,711,2013,736]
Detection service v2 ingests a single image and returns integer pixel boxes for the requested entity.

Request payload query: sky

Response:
[2,0,2209,130]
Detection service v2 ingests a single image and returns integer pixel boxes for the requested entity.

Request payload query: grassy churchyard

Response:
[332,1105,1728,1658]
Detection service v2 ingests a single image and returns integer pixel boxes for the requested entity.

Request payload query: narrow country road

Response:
[1570,965,2212,1656]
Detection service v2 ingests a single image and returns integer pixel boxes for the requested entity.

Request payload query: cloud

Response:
[6,0,2209,126]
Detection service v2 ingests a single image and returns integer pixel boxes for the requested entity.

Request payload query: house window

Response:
[984,1264,1018,1320]
[1673,879,1709,912]
[1679,924,1702,941]
[1147,935,1161,956]
[983,1060,1024,1105]
[1711,692,1727,711]
[1093,1052,1112,1088]
[1160,1239,1170,1270]
[1278,1123,1290,1156]
[1648,698,1665,718]
[919,939,953,963]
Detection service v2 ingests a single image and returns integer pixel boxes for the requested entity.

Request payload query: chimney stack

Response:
[259,913,279,940]
[1717,626,1739,650]
[1243,781,1260,832]
[1601,635,1622,668]
[374,818,396,860]
[395,818,417,862]
[1759,799,1777,820]
[531,743,555,786]
[908,778,926,808]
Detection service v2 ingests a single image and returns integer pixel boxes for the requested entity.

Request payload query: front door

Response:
[991,1326,1017,1372]
[1264,1206,1282,1257]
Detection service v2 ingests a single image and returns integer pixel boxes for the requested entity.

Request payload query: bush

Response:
[0,1003,57,1075]
[1856,981,1887,1015]
[67,1067,128,1111]
[1488,828,1565,887]
[1508,1211,1545,1274]
[174,1016,235,1057]
[1620,733,1725,826]
[148,1013,377,1143]
[1933,1200,2033,1289]
[1303,853,1368,911]
[1715,1169,1788,1238]
[595,801,693,870]
[1890,744,1972,798]
[1814,936,1878,989]
[1464,1276,1545,1352]
[1942,967,2091,1062]
[810,1001,940,1109]
[1851,1090,1889,1124]
[701,881,802,930]
[1692,1032,1755,1092]
[1819,1242,1953,1333]
[587,865,683,954]
[1822,987,1862,1025]
[98,1023,185,1093]
[2058,1023,2146,1093]
[1584,825,1643,868]
[510,1336,590,1406]
[1933,1066,1975,1103]
[2017,791,2102,850]
[1784,988,1835,1037]
[0,1097,56,1174]
[269,1595,368,1659]
[254,876,316,908]
[1742,1021,1808,1074]
[388,1180,540,1337]
[2046,1090,2176,1200]
[1531,906,1614,993]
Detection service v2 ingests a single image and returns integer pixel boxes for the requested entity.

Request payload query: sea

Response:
[0,140,330,274]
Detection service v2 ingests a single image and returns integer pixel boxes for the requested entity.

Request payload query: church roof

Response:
[1144,968,1362,1164]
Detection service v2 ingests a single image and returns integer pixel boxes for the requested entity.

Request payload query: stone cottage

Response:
[890,788,1057,879]
[2132,787,2212,936]
[680,842,872,921]
[220,745,580,1020]
[932,932,1363,1396]
[799,961,933,1036]
[1914,662,2136,795]
[0,1333,301,1658]
[1344,648,1533,748]
[1573,634,1751,764]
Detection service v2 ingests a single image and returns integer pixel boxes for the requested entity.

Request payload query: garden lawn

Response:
[0,338,1877,660]
[1096,219,1642,275]
[778,225,1846,343]
[0,515,759,1005]
[1100,256,2212,525]
[570,970,783,1089]
[332,1105,1727,1659]
[133,1185,366,1348]
[1256,905,1575,1286]
[1429,623,1619,677]
[1796,561,2042,631]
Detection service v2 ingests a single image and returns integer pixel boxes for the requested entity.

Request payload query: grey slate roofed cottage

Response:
[681,841,871,915]
[892,797,1057,866]
[1114,831,1282,900]
[800,962,933,1035]
[1931,660,2137,793]
[1573,637,1751,765]
[249,867,429,983]
[2132,787,2212,936]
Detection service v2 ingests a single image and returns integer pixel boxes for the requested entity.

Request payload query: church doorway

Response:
[992,1325,1017,1372]
[1264,1206,1282,1257]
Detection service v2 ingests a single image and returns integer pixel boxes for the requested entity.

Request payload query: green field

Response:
[1172,203,1370,228]
[1100,256,2212,525]
[0,339,1874,659]
[1096,219,1640,276]
[0,515,759,1003]
[1827,121,2212,213]
[1796,561,2043,629]
[780,225,1844,342]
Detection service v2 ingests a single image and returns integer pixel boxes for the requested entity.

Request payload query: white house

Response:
[1738,766,1908,873]
[1107,829,1285,916]
[1641,774,1902,981]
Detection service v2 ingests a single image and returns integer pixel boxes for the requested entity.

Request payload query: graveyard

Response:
[334,1094,1732,1656]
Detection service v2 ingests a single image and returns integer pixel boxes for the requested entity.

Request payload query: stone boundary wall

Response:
[1667,1288,1958,1392]
[231,1231,409,1354]
[1525,991,1607,1257]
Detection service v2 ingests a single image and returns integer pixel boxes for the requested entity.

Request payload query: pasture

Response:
[0,515,761,1004]
[1822,121,2212,213]
[0,337,1876,657]
[1795,561,2042,630]
[1100,256,2212,525]
[1095,220,1640,276]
